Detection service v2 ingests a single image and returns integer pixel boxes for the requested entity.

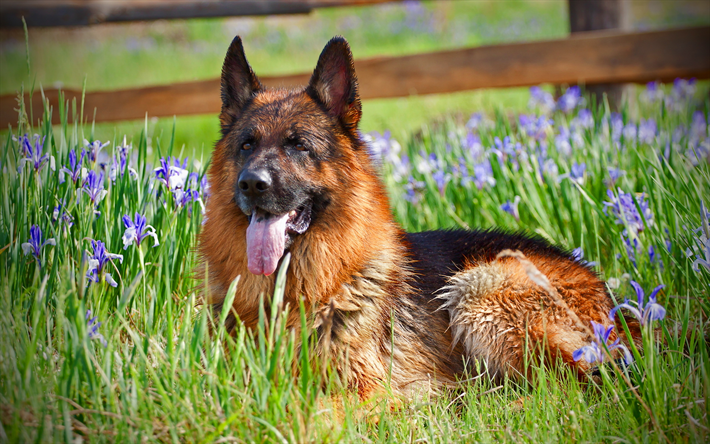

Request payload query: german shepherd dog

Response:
[199,36,639,399]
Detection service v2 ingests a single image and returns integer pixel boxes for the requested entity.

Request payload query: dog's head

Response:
[213,36,365,276]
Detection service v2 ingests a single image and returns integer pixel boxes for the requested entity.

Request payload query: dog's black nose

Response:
[238,169,272,196]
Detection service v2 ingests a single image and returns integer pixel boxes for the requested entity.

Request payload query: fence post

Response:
[568,0,629,108]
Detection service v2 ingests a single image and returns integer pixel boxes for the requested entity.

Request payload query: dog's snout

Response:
[238,169,272,196]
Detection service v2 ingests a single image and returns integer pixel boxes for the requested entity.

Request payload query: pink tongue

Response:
[246,211,290,276]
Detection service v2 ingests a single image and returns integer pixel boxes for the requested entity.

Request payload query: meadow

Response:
[1,74,709,442]
[1,1,710,442]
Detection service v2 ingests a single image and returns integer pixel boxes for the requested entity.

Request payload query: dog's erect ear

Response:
[307,36,362,129]
[220,36,262,131]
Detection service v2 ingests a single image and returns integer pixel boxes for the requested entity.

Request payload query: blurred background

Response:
[1,0,709,154]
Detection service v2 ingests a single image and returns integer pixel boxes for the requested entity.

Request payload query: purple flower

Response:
[154,156,189,191]
[573,321,633,365]
[81,170,108,209]
[86,239,123,287]
[638,119,657,145]
[558,162,586,185]
[606,167,626,187]
[555,127,573,157]
[404,175,426,203]
[622,123,637,142]
[84,139,110,164]
[690,111,708,143]
[122,212,159,249]
[52,202,74,230]
[462,132,484,160]
[609,113,624,142]
[690,201,710,273]
[603,189,653,236]
[501,196,521,221]
[571,247,598,267]
[620,234,640,267]
[173,188,204,211]
[609,280,666,327]
[21,225,56,268]
[574,109,594,129]
[18,134,53,173]
[85,309,107,347]
[641,81,664,103]
[465,113,484,130]
[557,86,582,114]
[528,86,555,113]
[59,149,86,184]
[109,138,137,183]
[519,115,552,141]
[432,169,449,195]
[472,158,496,190]
[668,78,696,109]
[416,152,440,176]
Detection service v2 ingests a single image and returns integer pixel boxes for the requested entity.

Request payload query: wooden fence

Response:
[2,25,708,128]
[0,0,408,27]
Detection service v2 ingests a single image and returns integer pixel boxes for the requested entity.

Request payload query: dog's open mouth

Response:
[245,203,312,276]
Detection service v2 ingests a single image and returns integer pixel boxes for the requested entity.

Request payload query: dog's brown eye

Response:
[295,143,306,151]
[242,143,252,151]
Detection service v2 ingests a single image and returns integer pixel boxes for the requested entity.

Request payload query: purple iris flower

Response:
[573,321,633,365]
[472,158,496,190]
[404,175,426,204]
[84,139,110,164]
[500,196,521,221]
[465,112,484,130]
[519,115,552,142]
[669,78,696,108]
[609,280,666,327]
[619,234,639,267]
[638,119,657,144]
[81,170,108,208]
[575,109,594,129]
[52,202,74,229]
[85,309,107,347]
[59,149,86,184]
[603,189,653,236]
[690,201,710,273]
[557,86,582,114]
[610,113,624,142]
[21,225,56,268]
[86,239,123,287]
[571,247,598,267]
[622,123,637,142]
[558,162,586,185]
[555,127,572,157]
[528,86,555,113]
[690,111,708,143]
[18,134,53,173]
[642,81,663,103]
[462,132,484,160]
[154,156,189,191]
[432,169,449,195]
[606,167,626,187]
[122,212,159,249]
[173,188,204,211]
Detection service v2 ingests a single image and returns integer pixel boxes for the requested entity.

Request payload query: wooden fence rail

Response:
[0,0,409,28]
[2,26,709,128]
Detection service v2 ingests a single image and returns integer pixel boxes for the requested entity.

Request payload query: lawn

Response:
[1,1,709,443]
[1,74,709,442]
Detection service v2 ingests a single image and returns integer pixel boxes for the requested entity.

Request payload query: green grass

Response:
[1,78,709,442]
[2,2,710,442]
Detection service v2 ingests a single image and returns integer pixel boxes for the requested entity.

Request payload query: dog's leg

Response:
[437,259,618,379]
